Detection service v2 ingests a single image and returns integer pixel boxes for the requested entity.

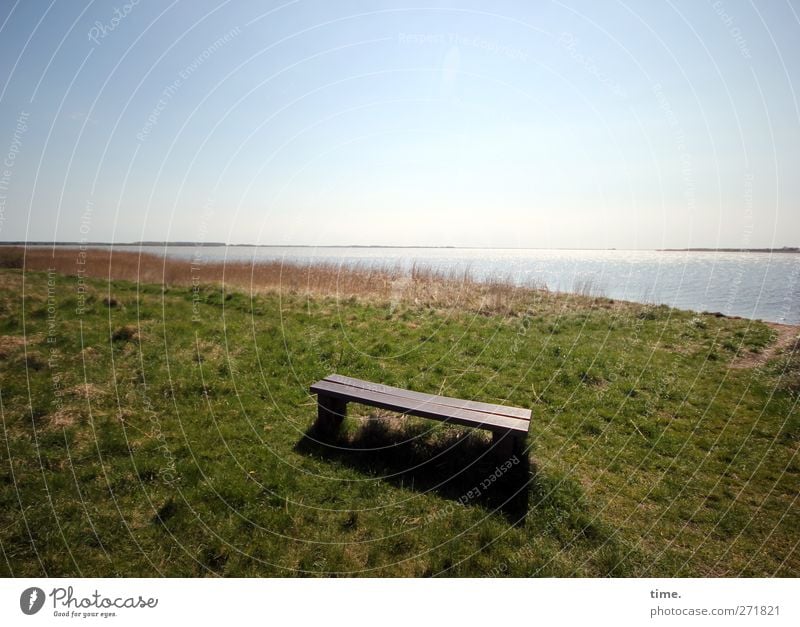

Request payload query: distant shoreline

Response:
[658,247,799,253]
[1,242,798,253]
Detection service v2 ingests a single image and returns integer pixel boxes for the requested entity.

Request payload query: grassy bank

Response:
[0,259,798,576]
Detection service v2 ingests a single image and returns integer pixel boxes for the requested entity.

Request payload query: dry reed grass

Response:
[0,245,615,314]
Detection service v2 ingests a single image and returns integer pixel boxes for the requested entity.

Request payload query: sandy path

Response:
[730,322,799,369]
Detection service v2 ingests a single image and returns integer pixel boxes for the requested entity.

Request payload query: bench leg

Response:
[316,394,347,438]
[492,430,526,461]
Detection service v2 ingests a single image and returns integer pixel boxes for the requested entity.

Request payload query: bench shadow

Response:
[295,415,532,525]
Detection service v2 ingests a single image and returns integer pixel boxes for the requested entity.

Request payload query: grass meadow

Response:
[0,246,798,576]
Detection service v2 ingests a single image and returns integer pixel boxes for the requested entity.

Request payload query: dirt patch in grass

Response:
[49,409,79,429]
[80,346,99,359]
[0,334,27,357]
[66,383,105,400]
[729,323,799,369]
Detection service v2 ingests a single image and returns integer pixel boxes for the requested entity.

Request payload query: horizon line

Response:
[2,241,799,252]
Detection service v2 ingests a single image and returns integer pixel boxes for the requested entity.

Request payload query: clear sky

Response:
[0,0,798,248]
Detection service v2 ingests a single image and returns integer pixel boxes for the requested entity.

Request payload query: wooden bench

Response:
[310,374,531,457]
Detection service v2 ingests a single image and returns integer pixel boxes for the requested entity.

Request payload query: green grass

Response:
[0,268,797,576]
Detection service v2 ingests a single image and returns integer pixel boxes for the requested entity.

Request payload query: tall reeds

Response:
[1,245,619,314]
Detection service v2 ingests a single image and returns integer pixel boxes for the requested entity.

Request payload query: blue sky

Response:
[0,0,798,248]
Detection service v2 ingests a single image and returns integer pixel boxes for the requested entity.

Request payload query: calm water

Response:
[122,246,799,324]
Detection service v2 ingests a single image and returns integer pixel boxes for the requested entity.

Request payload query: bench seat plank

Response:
[324,374,531,421]
[310,379,529,434]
